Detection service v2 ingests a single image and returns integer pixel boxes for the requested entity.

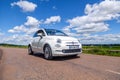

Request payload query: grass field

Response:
[0,44,27,48]
[0,43,120,57]
[83,45,120,57]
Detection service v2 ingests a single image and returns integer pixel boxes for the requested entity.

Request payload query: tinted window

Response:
[45,29,68,36]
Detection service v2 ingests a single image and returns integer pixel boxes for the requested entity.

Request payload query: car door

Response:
[35,30,45,53]
[31,32,40,52]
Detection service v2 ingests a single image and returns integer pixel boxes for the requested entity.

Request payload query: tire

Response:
[28,45,33,55]
[44,45,53,60]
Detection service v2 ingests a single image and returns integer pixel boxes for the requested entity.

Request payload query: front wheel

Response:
[44,45,53,60]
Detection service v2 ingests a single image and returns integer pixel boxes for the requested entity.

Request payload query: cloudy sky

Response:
[0,0,120,45]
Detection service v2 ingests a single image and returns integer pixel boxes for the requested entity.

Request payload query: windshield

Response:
[45,29,68,36]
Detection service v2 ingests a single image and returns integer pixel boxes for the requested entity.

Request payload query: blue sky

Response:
[0,0,120,45]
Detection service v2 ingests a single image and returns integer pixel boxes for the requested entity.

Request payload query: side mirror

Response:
[37,33,43,38]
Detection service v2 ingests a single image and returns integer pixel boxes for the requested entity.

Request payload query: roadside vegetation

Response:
[0,43,27,48]
[83,44,120,57]
[0,43,120,57]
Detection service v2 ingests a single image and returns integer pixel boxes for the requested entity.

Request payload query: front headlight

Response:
[57,39,62,43]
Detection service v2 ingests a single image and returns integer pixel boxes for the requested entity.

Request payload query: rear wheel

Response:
[44,45,53,60]
[28,45,33,55]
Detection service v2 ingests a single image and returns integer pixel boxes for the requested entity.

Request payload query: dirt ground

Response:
[0,47,120,80]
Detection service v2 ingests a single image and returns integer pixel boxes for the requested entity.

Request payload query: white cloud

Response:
[7,16,41,45]
[80,33,120,44]
[26,27,40,34]
[8,25,27,33]
[11,0,37,12]
[25,16,41,27]
[63,0,120,36]
[8,16,40,34]
[24,16,40,34]
[2,34,33,45]
[44,16,61,24]
[62,26,81,37]
[74,22,109,34]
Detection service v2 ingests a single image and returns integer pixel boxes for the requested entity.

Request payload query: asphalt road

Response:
[0,47,120,80]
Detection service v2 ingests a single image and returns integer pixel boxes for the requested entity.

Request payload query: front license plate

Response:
[69,45,79,49]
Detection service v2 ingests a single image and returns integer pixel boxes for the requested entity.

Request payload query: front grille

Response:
[66,42,78,45]
[62,49,81,53]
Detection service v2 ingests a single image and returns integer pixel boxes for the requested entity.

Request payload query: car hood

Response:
[47,36,78,41]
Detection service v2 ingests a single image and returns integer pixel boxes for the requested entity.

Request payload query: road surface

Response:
[0,47,120,80]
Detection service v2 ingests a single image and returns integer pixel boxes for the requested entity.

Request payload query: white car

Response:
[28,29,82,59]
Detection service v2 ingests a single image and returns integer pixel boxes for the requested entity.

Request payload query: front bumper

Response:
[52,48,82,56]
[51,41,82,56]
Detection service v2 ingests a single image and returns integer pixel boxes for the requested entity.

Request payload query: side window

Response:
[33,32,37,37]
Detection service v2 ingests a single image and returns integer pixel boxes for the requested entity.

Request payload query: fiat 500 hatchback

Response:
[28,29,82,59]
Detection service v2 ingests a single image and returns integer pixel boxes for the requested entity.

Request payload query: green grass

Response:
[83,45,120,57]
[0,43,27,48]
